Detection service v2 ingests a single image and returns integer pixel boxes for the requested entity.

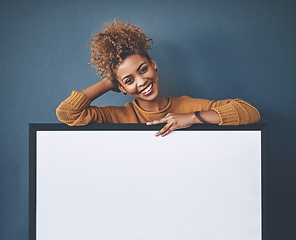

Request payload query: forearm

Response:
[80,78,115,102]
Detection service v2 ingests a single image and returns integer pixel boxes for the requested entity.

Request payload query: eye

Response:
[125,78,134,85]
[140,66,148,74]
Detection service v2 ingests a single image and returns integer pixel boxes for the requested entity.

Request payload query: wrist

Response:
[103,77,120,92]
[193,111,204,124]
[101,78,114,90]
[194,111,208,124]
[193,110,221,124]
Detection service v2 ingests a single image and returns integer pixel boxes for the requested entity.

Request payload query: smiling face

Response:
[115,54,160,103]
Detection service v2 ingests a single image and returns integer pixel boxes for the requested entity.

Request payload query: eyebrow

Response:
[122,62,146,81]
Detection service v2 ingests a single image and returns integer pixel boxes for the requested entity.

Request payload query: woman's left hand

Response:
[146,113,198,137]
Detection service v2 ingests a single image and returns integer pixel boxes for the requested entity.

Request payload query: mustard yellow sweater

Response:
[56,91,260,126]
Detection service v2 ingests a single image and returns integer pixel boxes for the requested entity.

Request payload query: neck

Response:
[137,94,169,112]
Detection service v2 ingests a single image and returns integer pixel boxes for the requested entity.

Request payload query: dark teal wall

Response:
[1,0,295,239]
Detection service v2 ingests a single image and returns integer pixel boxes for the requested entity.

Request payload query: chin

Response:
[142,94,160,103]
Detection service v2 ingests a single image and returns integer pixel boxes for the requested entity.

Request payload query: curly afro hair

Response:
[89,19,153,80]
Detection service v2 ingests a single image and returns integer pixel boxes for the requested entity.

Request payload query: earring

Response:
[123,92,127,95]
[155,68,158,72]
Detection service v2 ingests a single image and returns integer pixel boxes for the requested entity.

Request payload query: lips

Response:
[140,83,153,96]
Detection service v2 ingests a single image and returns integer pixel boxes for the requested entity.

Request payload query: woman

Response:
[56,20,260,137]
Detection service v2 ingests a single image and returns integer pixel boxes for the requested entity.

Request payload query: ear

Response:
[118,83,127,94]
[149,57,158,71]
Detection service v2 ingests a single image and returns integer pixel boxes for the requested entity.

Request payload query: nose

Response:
[135,75,147,87]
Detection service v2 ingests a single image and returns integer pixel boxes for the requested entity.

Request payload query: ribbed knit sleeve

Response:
[56,91,113,126]
[210,98,260,125]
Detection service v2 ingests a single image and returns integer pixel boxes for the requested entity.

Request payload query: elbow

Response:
[56,106,91,126]
[56,107,73,126]
[254,107,261,123]
[56,106,64,123]
[56,106,81,126]
[251,108,261,124]
[233,99,261,124]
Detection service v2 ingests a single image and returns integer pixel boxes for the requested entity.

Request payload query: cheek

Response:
[126,85,138,94]
[152,73,159,84]
[151,71,158,80]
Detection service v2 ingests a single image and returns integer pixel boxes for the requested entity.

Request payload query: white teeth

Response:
[142,84,152,94]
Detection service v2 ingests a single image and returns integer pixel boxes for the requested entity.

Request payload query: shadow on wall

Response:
[151,41,199,98]
[152,32,248,99]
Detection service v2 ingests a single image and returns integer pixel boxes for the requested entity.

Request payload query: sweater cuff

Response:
[212,104,239,125]
[64,91,91,110]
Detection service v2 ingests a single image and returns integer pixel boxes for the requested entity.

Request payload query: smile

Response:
[140,83,153,96]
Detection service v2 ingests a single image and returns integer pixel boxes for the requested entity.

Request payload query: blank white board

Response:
[34,128,262,240]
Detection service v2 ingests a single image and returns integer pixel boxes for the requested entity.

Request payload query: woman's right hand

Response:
[108,78,121,93]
